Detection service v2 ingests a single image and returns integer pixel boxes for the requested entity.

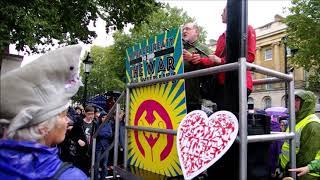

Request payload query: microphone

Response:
[162,27,209,57]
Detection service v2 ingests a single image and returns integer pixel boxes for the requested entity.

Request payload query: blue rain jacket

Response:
[0,139,87,179]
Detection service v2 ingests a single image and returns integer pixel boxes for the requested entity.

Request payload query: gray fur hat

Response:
[0,45,83,137]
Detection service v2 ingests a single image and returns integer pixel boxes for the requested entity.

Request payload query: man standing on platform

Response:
[182,22,213,112]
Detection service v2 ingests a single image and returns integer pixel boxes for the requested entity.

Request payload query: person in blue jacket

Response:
[94,111,113,180]
[0,45,87,179]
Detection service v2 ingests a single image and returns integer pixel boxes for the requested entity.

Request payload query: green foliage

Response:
[285,0,320,92]
[307,72,320,92]
[72,46,126,102]
[129,4,206,43]
[73,5,207,100]
[0,0,160,54]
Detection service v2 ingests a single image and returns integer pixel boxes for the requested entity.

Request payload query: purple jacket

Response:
[0,140,87,179]
[269,121,284,173]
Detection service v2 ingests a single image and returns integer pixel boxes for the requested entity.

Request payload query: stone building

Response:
[249,15,307,109]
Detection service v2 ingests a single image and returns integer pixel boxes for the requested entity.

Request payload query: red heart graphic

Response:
[177,110,238,179]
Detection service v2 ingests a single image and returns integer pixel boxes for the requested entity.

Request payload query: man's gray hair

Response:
[191,23,200,32]
[9,115,59,141]
[184,22,200,32]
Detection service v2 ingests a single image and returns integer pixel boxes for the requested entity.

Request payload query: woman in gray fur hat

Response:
[0,45,87,179]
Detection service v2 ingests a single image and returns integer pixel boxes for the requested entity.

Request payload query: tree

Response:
[73,5,207,101]
[285,0,320,92]
[0,0,160,54]
[129,4,207,43]
[72,46,126,103]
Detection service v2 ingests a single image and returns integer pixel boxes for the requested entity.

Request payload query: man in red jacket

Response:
[199,6,256,110]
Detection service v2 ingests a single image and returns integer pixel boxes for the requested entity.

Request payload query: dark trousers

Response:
[94,149,110,180]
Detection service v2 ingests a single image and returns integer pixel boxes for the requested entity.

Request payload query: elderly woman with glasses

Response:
[0,45,87,179]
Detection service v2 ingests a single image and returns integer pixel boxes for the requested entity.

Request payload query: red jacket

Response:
[200,25,256,91]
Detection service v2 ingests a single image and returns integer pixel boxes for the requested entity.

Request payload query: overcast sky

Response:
[90,0,292,45]
[163,0,291,41]
[20,0,292,64]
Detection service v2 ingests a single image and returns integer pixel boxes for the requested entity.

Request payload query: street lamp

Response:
[282,36,298,108]
[82,52,94,107]
[282,36,289,108]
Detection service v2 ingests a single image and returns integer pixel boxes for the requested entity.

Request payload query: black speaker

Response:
[248,112,271,135]
[207,112,271,180]
[247,112,271,180]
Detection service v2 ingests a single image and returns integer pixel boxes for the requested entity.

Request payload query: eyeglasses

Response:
[183,27,192,31]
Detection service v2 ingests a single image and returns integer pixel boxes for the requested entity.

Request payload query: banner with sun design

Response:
[125,28,186,176]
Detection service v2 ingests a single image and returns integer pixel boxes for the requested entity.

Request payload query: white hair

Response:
[10,115,59,142]
[183,22,200,32]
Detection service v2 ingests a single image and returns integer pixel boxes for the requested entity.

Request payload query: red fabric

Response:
[200,25,256,91]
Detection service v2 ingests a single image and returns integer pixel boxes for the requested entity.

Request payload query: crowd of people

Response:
[59,104,125,179]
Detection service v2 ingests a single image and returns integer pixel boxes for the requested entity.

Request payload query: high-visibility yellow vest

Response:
[279,114,320,177]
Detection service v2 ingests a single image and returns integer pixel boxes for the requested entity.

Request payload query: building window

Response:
[265,76,273,90]
[261,24,271,30]
[281,95,286,107]
[248,97,254,111]
[263,96,272,109]
[264,48,272,61]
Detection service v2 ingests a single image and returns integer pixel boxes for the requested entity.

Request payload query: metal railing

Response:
[90,57,297,180]
[120,57,296,180]
[90,92,125,180]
